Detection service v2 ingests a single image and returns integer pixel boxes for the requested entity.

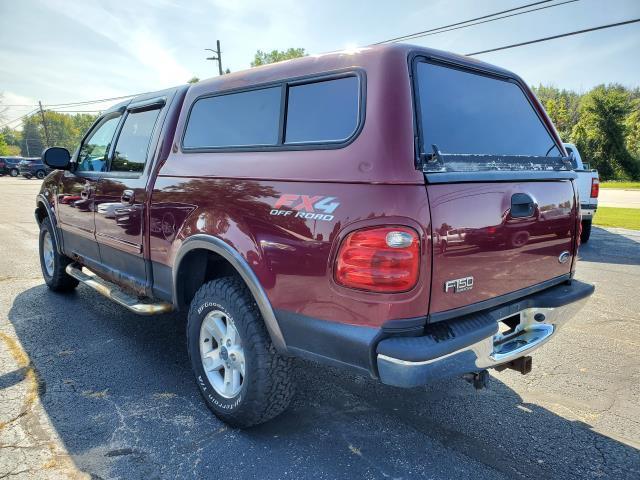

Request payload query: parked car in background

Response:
[35,44,594,428]
[0,157,26,177]
[564,143,599,243]
[18,158,50,179]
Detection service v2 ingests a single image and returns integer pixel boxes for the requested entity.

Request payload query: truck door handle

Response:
[511,193,536,218]
[121,190,134,205]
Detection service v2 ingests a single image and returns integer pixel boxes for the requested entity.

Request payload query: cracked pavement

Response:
[0,177,638,479]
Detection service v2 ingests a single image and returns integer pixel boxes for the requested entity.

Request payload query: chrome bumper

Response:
[580,203,597,219]
[377,281,593,387]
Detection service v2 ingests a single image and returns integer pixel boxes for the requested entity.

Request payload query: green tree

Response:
[532,85,580,140]
[72,114,98,141]
[0,135,8,155]
[251,48,306,67]
[1,126,21,147]
[20,116,45,156]
[625,98,640,159]
[0,135,20,155]
[187,76,200,84]
[572,84,640,180]
[19,111,98,156]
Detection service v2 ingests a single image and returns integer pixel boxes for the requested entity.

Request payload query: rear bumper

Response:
[580,203,597,219]
[376,280,594,387]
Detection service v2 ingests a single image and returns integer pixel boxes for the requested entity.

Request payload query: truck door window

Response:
[76,116,121,172]
[110,108,162,173]
[284,76,359,144]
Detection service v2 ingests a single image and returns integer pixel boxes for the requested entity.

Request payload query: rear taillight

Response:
[335,226,420,293]
[590,177,599,198]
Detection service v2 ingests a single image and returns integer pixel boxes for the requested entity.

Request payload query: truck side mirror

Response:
[43,147,71,170]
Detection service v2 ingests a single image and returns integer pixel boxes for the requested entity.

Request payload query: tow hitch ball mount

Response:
[463,356,533,390]
[463,370,489,390]
[495,355,533,375]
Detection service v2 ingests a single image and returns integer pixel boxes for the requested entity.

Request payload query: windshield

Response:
[415,62,562,172]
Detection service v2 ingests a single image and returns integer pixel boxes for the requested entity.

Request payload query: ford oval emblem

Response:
[558,251,571,264]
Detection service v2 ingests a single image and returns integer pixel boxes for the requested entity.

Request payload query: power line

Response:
[0,92,148,110]
[0,109,39,129]
[48,109,103,113]
[44,92,151,108]
[386,0,579,43]
[373,0,555,45]
[467,18,640,55]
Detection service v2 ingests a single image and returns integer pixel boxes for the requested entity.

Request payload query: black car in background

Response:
[0,157,27,177]
[18,158,50,179]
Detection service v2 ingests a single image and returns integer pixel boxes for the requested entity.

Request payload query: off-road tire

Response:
[39,217,79,292]
[580,219,592,244]
[187,277,294,428]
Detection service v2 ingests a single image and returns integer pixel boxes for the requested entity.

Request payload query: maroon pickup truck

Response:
[36,44,594,427]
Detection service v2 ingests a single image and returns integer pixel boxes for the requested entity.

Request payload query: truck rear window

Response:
[415,62,561,171]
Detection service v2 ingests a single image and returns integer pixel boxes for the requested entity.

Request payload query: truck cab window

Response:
[111,108,162,173]
[76,116,120,172]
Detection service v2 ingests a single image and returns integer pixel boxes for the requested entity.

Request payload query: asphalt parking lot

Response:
[1,176,638,480]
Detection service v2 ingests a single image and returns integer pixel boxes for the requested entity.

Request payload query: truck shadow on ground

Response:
[7,284,640,480]
[579,226,640,266]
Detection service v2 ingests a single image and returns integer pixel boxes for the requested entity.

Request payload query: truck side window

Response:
[110,108,162,173]
[284,76,359,144]
[76,116,121,172]
[183,87,281,148]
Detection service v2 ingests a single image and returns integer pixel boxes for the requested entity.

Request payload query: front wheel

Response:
[10,168,18,177]
[187,277,294,428]
[580,219,592,244]
[39,217,79,292]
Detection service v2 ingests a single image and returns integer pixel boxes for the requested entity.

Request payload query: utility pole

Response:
[205,40,223,76]
[38,101,51,149]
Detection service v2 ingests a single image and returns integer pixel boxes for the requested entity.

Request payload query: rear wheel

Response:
[187,277,294,428]
[39,217,78,292]
[508,230,530,249]
[35,170,46,179]
[580,219,592,244]
[10,168,18,177]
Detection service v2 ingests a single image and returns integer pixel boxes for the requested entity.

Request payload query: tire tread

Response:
[187,277,294,427]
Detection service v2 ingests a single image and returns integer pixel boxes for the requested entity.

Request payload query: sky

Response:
[1,0,639,128]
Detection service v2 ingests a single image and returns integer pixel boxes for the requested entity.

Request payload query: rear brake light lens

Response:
[335,226,420,293]
[590,177,599,198]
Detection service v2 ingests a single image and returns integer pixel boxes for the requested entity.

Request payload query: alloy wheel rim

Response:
[199,310,245,398]
[42,231,55,276]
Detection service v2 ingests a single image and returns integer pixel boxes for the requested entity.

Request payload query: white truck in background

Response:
[564,142,599,243]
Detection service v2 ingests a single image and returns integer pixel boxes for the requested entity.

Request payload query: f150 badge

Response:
[445,276,474,293]
[270,194,340,221]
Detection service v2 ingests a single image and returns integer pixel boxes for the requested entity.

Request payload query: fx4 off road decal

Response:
[270,194,340,221]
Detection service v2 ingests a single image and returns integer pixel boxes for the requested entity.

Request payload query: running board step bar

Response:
[65,264,173,315]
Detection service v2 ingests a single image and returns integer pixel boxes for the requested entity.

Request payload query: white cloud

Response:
[43,0,193,87]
